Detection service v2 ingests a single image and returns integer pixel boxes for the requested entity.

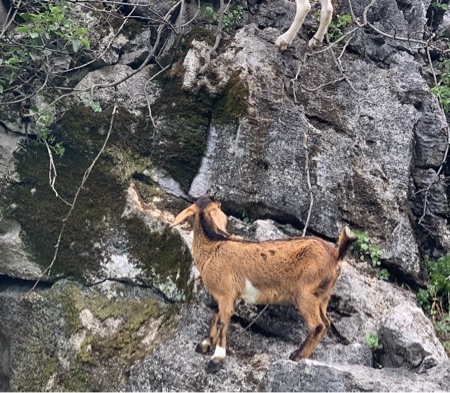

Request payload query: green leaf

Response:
[16,25,30,33]
[29,31,39,39]
[6,57,21,65]
[0,85,3,94]
[72,39,81,53]
[90,101,102,112]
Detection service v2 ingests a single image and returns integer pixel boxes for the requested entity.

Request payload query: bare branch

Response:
[302,132,314,236]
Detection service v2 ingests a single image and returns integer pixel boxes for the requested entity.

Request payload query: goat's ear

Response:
[170,206,195,227]
[209,208,229,235]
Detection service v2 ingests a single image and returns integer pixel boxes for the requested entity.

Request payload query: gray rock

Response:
[0,128,22,180]
[0,279,178,392]
[437,10,450,38]
[186,18,447,282]
[269,358,450,392]
[379,303,448,371]
[0,219,42,280]
[73,64,159,110]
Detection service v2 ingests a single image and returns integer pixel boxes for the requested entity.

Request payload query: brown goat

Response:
[171,195,356,372]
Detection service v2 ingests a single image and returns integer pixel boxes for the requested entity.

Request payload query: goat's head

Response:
[171,195,229,239]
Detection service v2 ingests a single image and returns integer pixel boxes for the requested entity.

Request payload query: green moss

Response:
[184,25,216,48]
[3,106,128,279]
[21,280,179,390]
[2,106,158,281]
[124,214,194,301]
[152,71,249,190]
[78,335,94,364]
[213,72,249,125]
[151,78,212,191]
[57,362,101,392]
[59,282,85,335]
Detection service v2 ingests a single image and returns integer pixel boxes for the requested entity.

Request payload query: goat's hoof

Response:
[196,342,210,355]
[206,359,223,374]
[275,36,290,52]
[308,37,323,51]
[289,350,302,362]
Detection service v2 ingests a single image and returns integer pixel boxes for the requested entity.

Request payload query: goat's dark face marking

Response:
[172,195,230,241]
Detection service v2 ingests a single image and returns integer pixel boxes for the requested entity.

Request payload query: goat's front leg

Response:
[196,311,220,354]
[207,297,234,373]
[308,0,333,50]
[275,0,311,51]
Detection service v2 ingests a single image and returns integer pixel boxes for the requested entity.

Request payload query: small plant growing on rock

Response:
[377,268,390,281]
[204,5,245,31]
[431,78,450,113]
[417,256,450,356]
[241,209,254,225]
[365,331,383,368]
[327,13,352,42]
[431,1,448,11]
[352,230,388,280]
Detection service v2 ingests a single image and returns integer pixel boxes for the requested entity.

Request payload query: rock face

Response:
[0,279,180,391]
[0,0,450,390]
[188,22,448,282]
[379,304,448,371]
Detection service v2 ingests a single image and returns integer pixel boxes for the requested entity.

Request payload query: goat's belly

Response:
[240,278,289,305]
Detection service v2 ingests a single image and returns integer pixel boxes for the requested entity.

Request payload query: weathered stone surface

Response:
[0,279,179,392]
[73,64,159,110]
[437,10,450,38]
[0,128,22,180]
[0,180,194,301]
[379,303,448,371]
[0,219,42,280]
[269,358,450,392]
[187,19,448,282]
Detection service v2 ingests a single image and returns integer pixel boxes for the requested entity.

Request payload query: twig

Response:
[301,77,346,92]
[236,305,269,336]
[0,0,21,39]
[209,0,225,55]
[144,63,171,127]
[302,132,313,236]
[44,140,72,206]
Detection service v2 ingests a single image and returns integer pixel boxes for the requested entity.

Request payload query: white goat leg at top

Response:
[309,0,333,50]
[275,0,333,51]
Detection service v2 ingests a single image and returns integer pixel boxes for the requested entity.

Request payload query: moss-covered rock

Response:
[1,105,194,302]
[151,70,249,191]
[124,214,194,302]
[0,280,179,391]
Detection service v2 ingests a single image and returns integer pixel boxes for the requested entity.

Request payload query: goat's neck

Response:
[192,225,220,275]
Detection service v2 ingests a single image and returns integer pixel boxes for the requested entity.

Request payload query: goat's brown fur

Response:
[171,195,356,372]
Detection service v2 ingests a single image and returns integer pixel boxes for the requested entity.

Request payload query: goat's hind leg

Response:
[289,292,326,361]
[275,0,312,51]
[196,311,220,354]
[308,0,333,50]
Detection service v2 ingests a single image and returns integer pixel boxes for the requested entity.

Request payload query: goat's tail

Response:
[335,226,357,260]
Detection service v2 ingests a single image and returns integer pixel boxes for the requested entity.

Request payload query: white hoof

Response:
[308,37,323,50]
[275,35,292,52]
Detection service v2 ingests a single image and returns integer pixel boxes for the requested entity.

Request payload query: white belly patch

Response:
[241,278,260,304]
